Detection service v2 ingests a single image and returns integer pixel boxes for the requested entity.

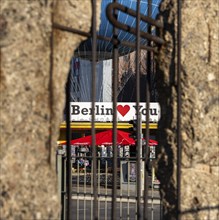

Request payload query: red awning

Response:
[64,130,158,146]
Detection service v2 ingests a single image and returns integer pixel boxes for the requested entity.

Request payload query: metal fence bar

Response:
[144,0,152,219]
[53,23,158,53]
[77,162,80,220]
[135,0,141,219]
[106,2,164,45]
[91,0,98,219]
[84,163,87,220]
[53,22,158,53]
[105,161,108,220]
[127,162,130,220]
[66,69,72,220]
[61,156,66,220]
[151,164,154,220]
[106,2,163,28]
[120,161,123,219]
[91,162,94,220]
[98,159,101,219]
[177,0,182,219]
[111,0,119,219]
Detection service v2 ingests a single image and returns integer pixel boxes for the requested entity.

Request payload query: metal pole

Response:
[136,0,141,219]
[62,155,66,220]
[91,0,98,219]
[177,0,182,219]
[144,0,152,219]
[111,0,118,219]
[151,163,154,220]
[57,151,62,206]
[66,70,72,220]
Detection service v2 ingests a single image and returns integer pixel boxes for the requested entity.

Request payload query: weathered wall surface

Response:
[156,0,219,219]
[1,0,218,219]
[0,0,98,219]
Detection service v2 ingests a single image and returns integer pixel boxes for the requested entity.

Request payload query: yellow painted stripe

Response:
[59,122,157,129]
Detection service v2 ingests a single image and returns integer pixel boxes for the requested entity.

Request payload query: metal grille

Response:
[55,0,182,219]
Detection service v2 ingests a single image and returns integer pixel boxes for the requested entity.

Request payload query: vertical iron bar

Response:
[61,156,66,220]
[77,162,80,220]
[127,162,130,220]
[136,0,141,219]
[144,0,152,219]
[98,159,101,219]
[84,161,87,220]
[66,71,72,220]
[177,0,182,219]
[151,164,154,220]
[91,162,94,220]
[120,159,122,219]
[105,161,108,220]
[91,0,98,219]
[111,0,118,219]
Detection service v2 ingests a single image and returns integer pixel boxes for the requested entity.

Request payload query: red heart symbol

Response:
[117,105,130,117]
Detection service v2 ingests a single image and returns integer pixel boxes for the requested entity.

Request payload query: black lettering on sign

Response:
[71,105,80,115]
[81,108,88,115]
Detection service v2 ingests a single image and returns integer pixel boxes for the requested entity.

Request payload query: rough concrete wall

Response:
[0,0,99,219]
[156,0,219,219]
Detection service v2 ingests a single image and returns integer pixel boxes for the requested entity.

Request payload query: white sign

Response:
[70,102,160,123]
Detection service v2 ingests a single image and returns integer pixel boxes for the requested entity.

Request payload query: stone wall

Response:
[1,0,218,219]
[0,0,99,219]
[156,0,219,219]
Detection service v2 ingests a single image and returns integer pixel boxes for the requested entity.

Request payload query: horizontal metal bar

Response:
[120,40,158,53]
[53,22,158,53]
[53,22,91,37]
[98,34,158,53]
[106,2,165,45]
[107,2,163,28]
